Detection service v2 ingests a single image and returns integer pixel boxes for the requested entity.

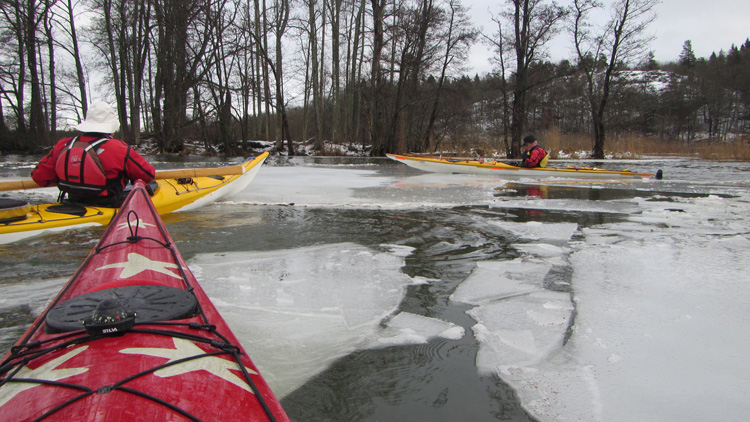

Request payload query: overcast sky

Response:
[464,0,750,75]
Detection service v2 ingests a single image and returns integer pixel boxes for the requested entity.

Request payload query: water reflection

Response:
[498,181,718,201]
[282,341,535,422]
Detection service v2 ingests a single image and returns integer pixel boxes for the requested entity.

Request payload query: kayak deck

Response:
[0,180,288,421]
[387,153,658,179]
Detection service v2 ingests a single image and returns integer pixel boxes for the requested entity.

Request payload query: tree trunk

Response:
[254,0,263,140]
[346,0,365,145]
[368,0,386,156]
[44,0,56,138]
[131,0,151,147]
[26,0,46,149]
[262,0,272,142]
[13,1,28,139]
[66,0,88,117]
[275,0,294,155]
[330,0,341,144]
[102,1,127,139]
[307,0,323,151]
[509,0,528,158]
[319,0,327,146]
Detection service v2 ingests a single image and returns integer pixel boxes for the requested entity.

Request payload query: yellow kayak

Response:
[387,153,660,179]
[0,152,268,244]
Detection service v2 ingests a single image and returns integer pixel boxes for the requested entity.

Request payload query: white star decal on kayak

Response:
[120,338,257,393]
[115,218,155,231]
[96,252,181,279]
[0,346,89,408]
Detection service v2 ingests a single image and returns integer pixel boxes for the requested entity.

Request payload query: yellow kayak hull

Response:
[387,153,655,179]
[0,153,268,244]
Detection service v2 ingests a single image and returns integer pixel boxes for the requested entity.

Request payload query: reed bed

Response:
[463,130,750,161]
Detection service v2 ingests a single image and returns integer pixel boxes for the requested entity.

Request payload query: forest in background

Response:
[0,0,749,158]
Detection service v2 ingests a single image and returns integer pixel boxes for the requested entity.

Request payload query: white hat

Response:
[76,101,120,133]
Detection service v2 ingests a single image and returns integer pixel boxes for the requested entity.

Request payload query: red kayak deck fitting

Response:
[0,181,289,421]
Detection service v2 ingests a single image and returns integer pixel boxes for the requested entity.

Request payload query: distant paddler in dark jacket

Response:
[520,135,548,168]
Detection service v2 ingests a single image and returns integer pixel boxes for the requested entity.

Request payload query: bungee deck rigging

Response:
[0,181,288,421]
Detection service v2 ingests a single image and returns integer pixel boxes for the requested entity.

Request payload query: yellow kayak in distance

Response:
[0,152,268,245]
[387,153,661,180]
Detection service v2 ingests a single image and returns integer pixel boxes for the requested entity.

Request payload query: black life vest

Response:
[55,137,110,198]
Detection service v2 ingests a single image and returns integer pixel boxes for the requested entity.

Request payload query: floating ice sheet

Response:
[228,165,501,208]
[451,259,554,305]
[376,312,465,346]
[469,289,573,369]
[190,242,463,398]
[490,221,579,242]
[513,243,567,257]
[450,253,575,371]
[486,190,750,421]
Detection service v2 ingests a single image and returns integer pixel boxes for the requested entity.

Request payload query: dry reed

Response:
[469,130,750,161]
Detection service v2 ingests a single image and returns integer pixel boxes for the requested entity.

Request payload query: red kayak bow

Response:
[0,181,289,421]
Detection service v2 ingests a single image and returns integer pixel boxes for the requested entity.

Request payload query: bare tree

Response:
[43,0,56,136]
[572,0,658,158]
[271,0,293,154]
[484,16,512,155]
[344,0,366,146]
[490,0,566,158]
[87,0,154,145]
[423,0,476,150]
[253,0,265,140]
[150,0,223,152]
[24,0,52,148]
[245,0,293,153]
[328,0,341,144]
[125,0,153,146]
[56,0,89,117]
[236,1,257,150]
[387,0,439,153]
[304,0,323,151]
[0,1,28,141]
[203,0,240,154]
[367,0,387,155]
[0,0,57,147]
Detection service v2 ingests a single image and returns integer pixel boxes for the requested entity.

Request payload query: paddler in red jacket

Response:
[31,101,155,207]
[520,135,548,168]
